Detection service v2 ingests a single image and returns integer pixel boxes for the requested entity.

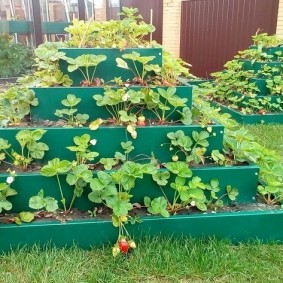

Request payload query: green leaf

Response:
[0,138,11,150]
[62,94,81,107]
[0,199,12,212]
[88,191,103,203]
[41,158,73,176]
[144,196,151,207]
[179,107,193,125]
[121,141,134,154]
[99,158,117,170]
[227,185,239,201]
[196,202,207,211]
[166,162,192,178]
[152,171,170,186]
[29,195,45,210]
[45,197,59,212]
[111,199,133,217]
[89,118,103,130]
[116,58,129,69]
[189,188,205,200]
[147,197,170,218]
[19,211,34,223]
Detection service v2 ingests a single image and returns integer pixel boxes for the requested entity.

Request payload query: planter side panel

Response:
[59,48,162,85]
[1,210,283,252]
[0,164,258,213]
[210,101,283,124]
[0,125,223,163]
[30,86,193,121]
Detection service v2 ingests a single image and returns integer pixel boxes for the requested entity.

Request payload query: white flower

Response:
[124,83,130,87]
[190,201,196,207]
[90,139,97,146]
[6,176,14,184]
[122,92,130,101]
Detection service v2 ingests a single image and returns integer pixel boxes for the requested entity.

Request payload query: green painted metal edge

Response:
[30,85,193,121]
[0,124,223,163]
[210,101,283,124]
[0,164,259,212]
[42,22,70,34]
[58,48,162,84]
[0,20,33,34]
[0,209,282,252]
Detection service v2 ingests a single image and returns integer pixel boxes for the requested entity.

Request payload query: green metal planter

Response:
[0,164,259,213]
[59,48,162,85]
[210,101,283,124]
[30,85,193,121]
[0,209,282,252]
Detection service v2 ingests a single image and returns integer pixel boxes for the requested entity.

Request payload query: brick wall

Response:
[162,0,182,56]
[277,0,283,35]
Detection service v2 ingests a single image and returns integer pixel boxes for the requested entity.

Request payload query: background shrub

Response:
[0,34,34,78]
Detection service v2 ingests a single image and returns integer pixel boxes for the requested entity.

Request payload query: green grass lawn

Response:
[1,237,283,283]
[1,124,282,283]
[245,124,283,161]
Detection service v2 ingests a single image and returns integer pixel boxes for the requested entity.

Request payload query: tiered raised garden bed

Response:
[205,34,283,124]
[1,23,282,253]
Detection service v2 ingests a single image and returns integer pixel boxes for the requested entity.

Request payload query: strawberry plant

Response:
[29,189,58,213]
[66,134,99,164]
[54,94,89,127]
[66,54,107,86]
[0,86,38,127]
[0,129,49,171]
[40,158,73,214]
[0,174,17,213]
[116,51,161,84]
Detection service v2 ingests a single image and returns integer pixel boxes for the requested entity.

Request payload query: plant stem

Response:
[132,61,141,80]
[78,68,88,81]
[56,173,67,213]
[91,66,97,82]
[68,190,77,213]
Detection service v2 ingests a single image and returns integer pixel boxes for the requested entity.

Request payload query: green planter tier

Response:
[0,209,282,252]
[59,48,162,85]
[0,164,259,213]
[0,124,224,163]
[30,85,193,121]
[240,60,282,75]
[210,101,283,124]
[262,46,283,59]
[231,92,283,109]
[253,62,283,75]
[249,78,270,95]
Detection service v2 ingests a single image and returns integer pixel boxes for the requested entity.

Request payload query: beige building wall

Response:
[162,0,182,56]
[277,0,283,35]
